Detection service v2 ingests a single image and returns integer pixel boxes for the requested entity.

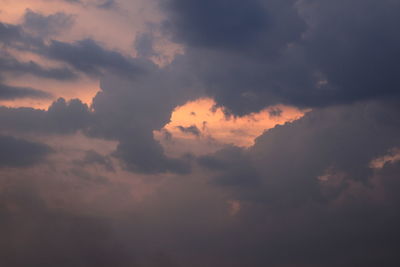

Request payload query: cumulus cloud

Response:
[88,71,198,173]
[0,98,90,134]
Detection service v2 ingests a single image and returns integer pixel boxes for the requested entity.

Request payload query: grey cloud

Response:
[176,125,200,137]
[268,107,282,117]
[1,1,400,266]
[1,21,145,79]
[0,61,197,174]
[0,98,90,134]
[59,0,118,9]
[45,39,151,76]
[161,0,400,115]
[162,0,304,57]
[88,72,198,174]
[199,146,261,187]
[0,166,227,267]
[0,22,43,50]
[114,137,191,174]
[134,32,157,59]
[193,100,400,266]
[96,0,118,9]
[2,135,399,267]
[200,100,400,205]
[0,192,138,267]
[0,20,78,85]
[0,135,52,167]
[74,150,115,172]
[0,54,77,80]
[0,83,51,100]
[22,9,74,37]
[302,0,400,105]
[0,22,24,45]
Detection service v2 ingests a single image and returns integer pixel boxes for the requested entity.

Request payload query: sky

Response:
[1,0,400,266]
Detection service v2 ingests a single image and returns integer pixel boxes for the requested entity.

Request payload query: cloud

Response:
[0,83,51,100]
[0,135,52,167]
[162,0,304,55]
[74,150,115,172]
[176,125,200,136]
[0,22,43,49]
[193,100,400,266]
[96,0,118,9]
[200,100,400,204]
[22,9,75,37]
[45,39,150,76]
[60,0,118,9]
[88,72,198,174]
[160,0,400,115]
[1,2,400,266]
[0,54,77,81]
[134,32,157,58]
[1,20,148,79]
[0,98,90,134]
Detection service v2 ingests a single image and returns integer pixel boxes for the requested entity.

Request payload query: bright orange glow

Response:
[0,77,100,109]
[154,98,306,155]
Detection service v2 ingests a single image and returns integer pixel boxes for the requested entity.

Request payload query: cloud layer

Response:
[0,0,400,266]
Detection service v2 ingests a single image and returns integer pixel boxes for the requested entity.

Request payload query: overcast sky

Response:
[1,0,400,266]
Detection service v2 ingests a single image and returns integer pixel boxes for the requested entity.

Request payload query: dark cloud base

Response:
[0,135,52,167]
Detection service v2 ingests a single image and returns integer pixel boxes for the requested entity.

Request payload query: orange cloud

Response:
[154,98,307,155]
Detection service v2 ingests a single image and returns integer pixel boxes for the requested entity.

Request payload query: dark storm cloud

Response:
[114,137,191,174]
[161,0,400,115]
[162,0,305,56]
[201,100,400,205]
[302,0,400,104]
[195,100,400,266]
[0,83,51,100]
[0,135,51,167]
[199,146,261,187]
[88,73,198,174]
[2,1,400,266]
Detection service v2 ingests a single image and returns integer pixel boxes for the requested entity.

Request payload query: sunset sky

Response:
[1,0,400,266]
